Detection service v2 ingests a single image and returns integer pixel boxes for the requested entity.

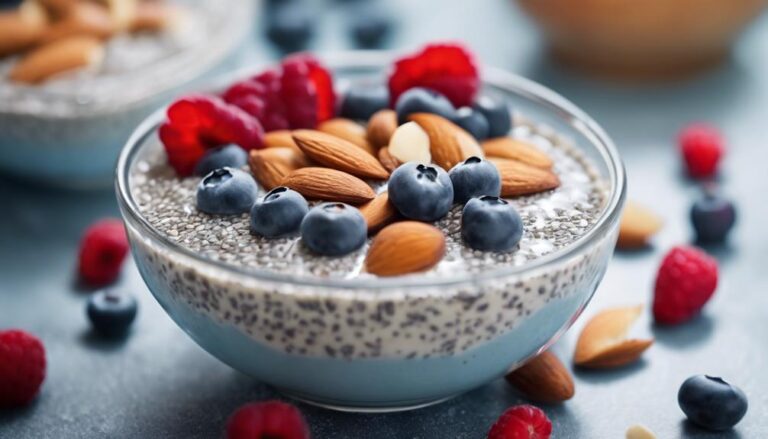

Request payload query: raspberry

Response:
[388,43,479,108]
[679,123,724,178]
[488,405,552,439]
[223,70,290,132]
[159,95,264,176]
[0,330,46,408]
[78,219,129,287]
[281,54,335,128]
[225,401,310,439]
[653,245,718,324]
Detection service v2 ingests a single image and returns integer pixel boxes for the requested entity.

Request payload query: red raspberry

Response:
[226,401,310,439]
[223,69,290,132]
[679,123,724,178]
[388,43,479,108]
[0,330,46,408]
[488,405,552,439]
[653,245,718,325]
[78,219,129,287]
[280,54,336,128]
[159,95,264,176]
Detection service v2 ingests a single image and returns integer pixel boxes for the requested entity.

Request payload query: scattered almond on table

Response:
[573,305,653,368]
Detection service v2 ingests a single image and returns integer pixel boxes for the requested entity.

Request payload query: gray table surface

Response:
[2,1,768,437]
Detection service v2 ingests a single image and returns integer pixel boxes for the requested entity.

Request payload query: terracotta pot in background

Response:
[516,0,768,79]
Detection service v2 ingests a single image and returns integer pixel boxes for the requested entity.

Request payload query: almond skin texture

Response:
[377,147,401,173]
[367,109,398,149]
[365,222,446,276]
[0,5,47,57]
[409,113,467,171]
[282,167,375,204]
[574,305,654,369]
[483,137,554,169]
[249,147,308,190]
[41,1,115,44]
[130,1,180,32]
[292,130,389,180]
[264,130,301,152]
[358,192,398,233]
[318,118,375,155]
[617,201,663,249]
[489,158,560,197]
[10,36,104,84]
[505,351,575,403]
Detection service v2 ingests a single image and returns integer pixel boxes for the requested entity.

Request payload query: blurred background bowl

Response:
[516,0,767,79]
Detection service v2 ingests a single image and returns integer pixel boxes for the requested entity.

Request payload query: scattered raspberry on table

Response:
[226,400,310,439]
[78,219,130,287]
[0,330,46,408]
[487,404,552,439]
[653,245,719,325]
[679,123,724,178]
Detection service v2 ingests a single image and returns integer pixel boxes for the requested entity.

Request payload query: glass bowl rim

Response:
[115,50,627,291]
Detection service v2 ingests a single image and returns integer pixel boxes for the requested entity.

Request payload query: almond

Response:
[249,147,308,190]
[574,305,653,369]
[456,127,484,159]
[626,425,657,439]
[409,113,466,171]
[365,222,446,276]
[505,351,575,403]
[318,118,375,155]
[10,36,104,84]
[388,121,431,164]
[282,167,375,204]
[292,130,389,180]
[617,201,663,249]
[367,109,397,149]
[130,1,179,32]
[96,0,139,31]
[0,4,47,57]
[377,147,401,173]
[263,130,303,154]
[41,1,115,44]
[490,158,560,197]
[483,137,553,169]
[358,192,398,233]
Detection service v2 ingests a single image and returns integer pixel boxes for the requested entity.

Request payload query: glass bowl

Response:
[116,52,626,412]
[0,0,252,188]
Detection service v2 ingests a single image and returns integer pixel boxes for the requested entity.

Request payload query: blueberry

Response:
[340,86,389,121]
[196,168,258,215]
[300,203,367,256]
[395,87,456,125]
[462,196,523,251]
[194,145,248,176]
[266,3,314,51]
[452,107,490,140]
[349,8,393,48]
[388,163,454,221]
[691,191,736,243]
[250,187,309,238]
[87,290,138,337]
[473,95,511,138]
[678,375,748,431]
[449,157,501,204]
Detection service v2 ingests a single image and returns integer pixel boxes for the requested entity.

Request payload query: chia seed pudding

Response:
[126,116,615,359]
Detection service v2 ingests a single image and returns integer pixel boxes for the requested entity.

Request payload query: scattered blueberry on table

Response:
[87,290,139,337]
[348,7,393,48]
[691,188,736,243]
[266,2,315,51]
[388,162,454,221]
[678,375,748,431]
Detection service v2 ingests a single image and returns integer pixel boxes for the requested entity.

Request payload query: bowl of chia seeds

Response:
[116,52,626,411]
[0,0,252,188]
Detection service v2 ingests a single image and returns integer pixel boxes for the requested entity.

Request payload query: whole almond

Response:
[489,158,560,197]
[318,118,375,155]
[388,121,431,164]
[292,130,389,180]
[96,0,139,31]
[377,147,401,173]
[505,351,575,403]
[367,109,397,149]
[249,147,308,190]
[574,305,654,369]
[365,222,446,276]
[41,2,115,44]
[282,167,375,204]
[10,36,104,84]
[618,201,663,249]
[409,113,466,171]
[483,137,554,169]
[0,4,47,57]
[358,192,398,233]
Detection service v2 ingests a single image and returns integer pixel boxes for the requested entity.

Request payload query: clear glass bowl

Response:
[116,52,626,412]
